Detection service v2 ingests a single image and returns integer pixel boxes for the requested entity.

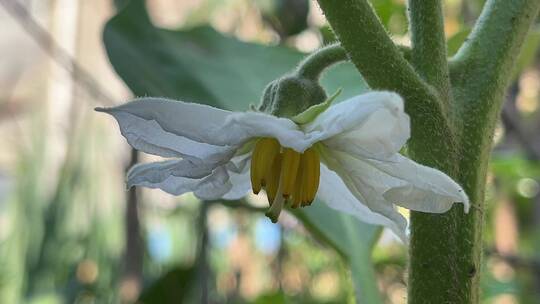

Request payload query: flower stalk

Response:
[296,43,349,80]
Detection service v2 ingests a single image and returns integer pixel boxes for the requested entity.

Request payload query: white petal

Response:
[192,166,234,200]
[128,164,232,199]
[365,154,470,213]
[222,112,312,152]
[99,109,234,160]
[305,91,410,159]
[222,156,252,200]
[327,150,469,215]
[127,159,223,188]
[318,165,408,242]
[127,154,252,201]
[97,97,233,146]
[322,150,407,221]
[98,98,314,153]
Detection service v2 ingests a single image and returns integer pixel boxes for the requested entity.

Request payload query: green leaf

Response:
[138,266,197,303]
[103,0,366,112]
[295,204,383,304]
[104,1,378,302]
[512,27,540,81]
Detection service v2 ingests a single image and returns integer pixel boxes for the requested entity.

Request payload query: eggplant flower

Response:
[97,91,469,241]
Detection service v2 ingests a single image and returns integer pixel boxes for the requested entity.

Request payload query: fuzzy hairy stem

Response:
[409,0,540,303]
[296,43,413,80]
[296,43,349,80]
[408,0,451,103]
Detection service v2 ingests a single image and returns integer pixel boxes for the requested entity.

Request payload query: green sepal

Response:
[291,88,342,124]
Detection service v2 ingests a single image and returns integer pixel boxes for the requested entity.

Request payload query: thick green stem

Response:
[408,0,451,103]
[318,0,540,303]
[410,1,540,303]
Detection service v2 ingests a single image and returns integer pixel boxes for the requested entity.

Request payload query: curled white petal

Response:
[127,154,252,201]
[128,164,230,199]
[223,112,312,152]
[127,159,222,188]
[318,165,408,242]
[97,97,232,146]
[365,154,470,213]
[327,150,469,216]
[306,91,409,159]
[98,108,234,160]
[98,98,315,153]
[222,156,252,200]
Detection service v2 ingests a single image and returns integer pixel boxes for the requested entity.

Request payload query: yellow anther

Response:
[291,160,305,209]
[280,148,302,198]
[265,154,282,205]
[250,138,280,194]
[249,138,322,221]
[302,147,320,206]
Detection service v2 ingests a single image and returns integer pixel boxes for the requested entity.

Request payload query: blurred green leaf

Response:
[104,1,378,302]
[447,28,471,57]
[371,0,407,35]
[103,0,366,112]
[295,204,383,304]
[513,27,540,81]
[138,266,197,304]
[253,291,287,304]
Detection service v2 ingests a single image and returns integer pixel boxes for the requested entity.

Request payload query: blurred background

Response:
[0,0,539,303]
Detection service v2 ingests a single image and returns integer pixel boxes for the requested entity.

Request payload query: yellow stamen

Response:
[250,138,280,194]
[280,148,301,198]
[303,147,320,206]
[265,154,282,205]
[249,138,322,222]
[266,192,285,223]
[291,159,305,209]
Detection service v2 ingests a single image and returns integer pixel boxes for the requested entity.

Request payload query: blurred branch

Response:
[120,149,143,301]
[501,84,540,160]
[0,0,115,105]
[487,248,540,271]
[197,203,210,304]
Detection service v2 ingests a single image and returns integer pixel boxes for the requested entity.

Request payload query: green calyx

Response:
[291,88,341,124]
[258,75,327,118]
